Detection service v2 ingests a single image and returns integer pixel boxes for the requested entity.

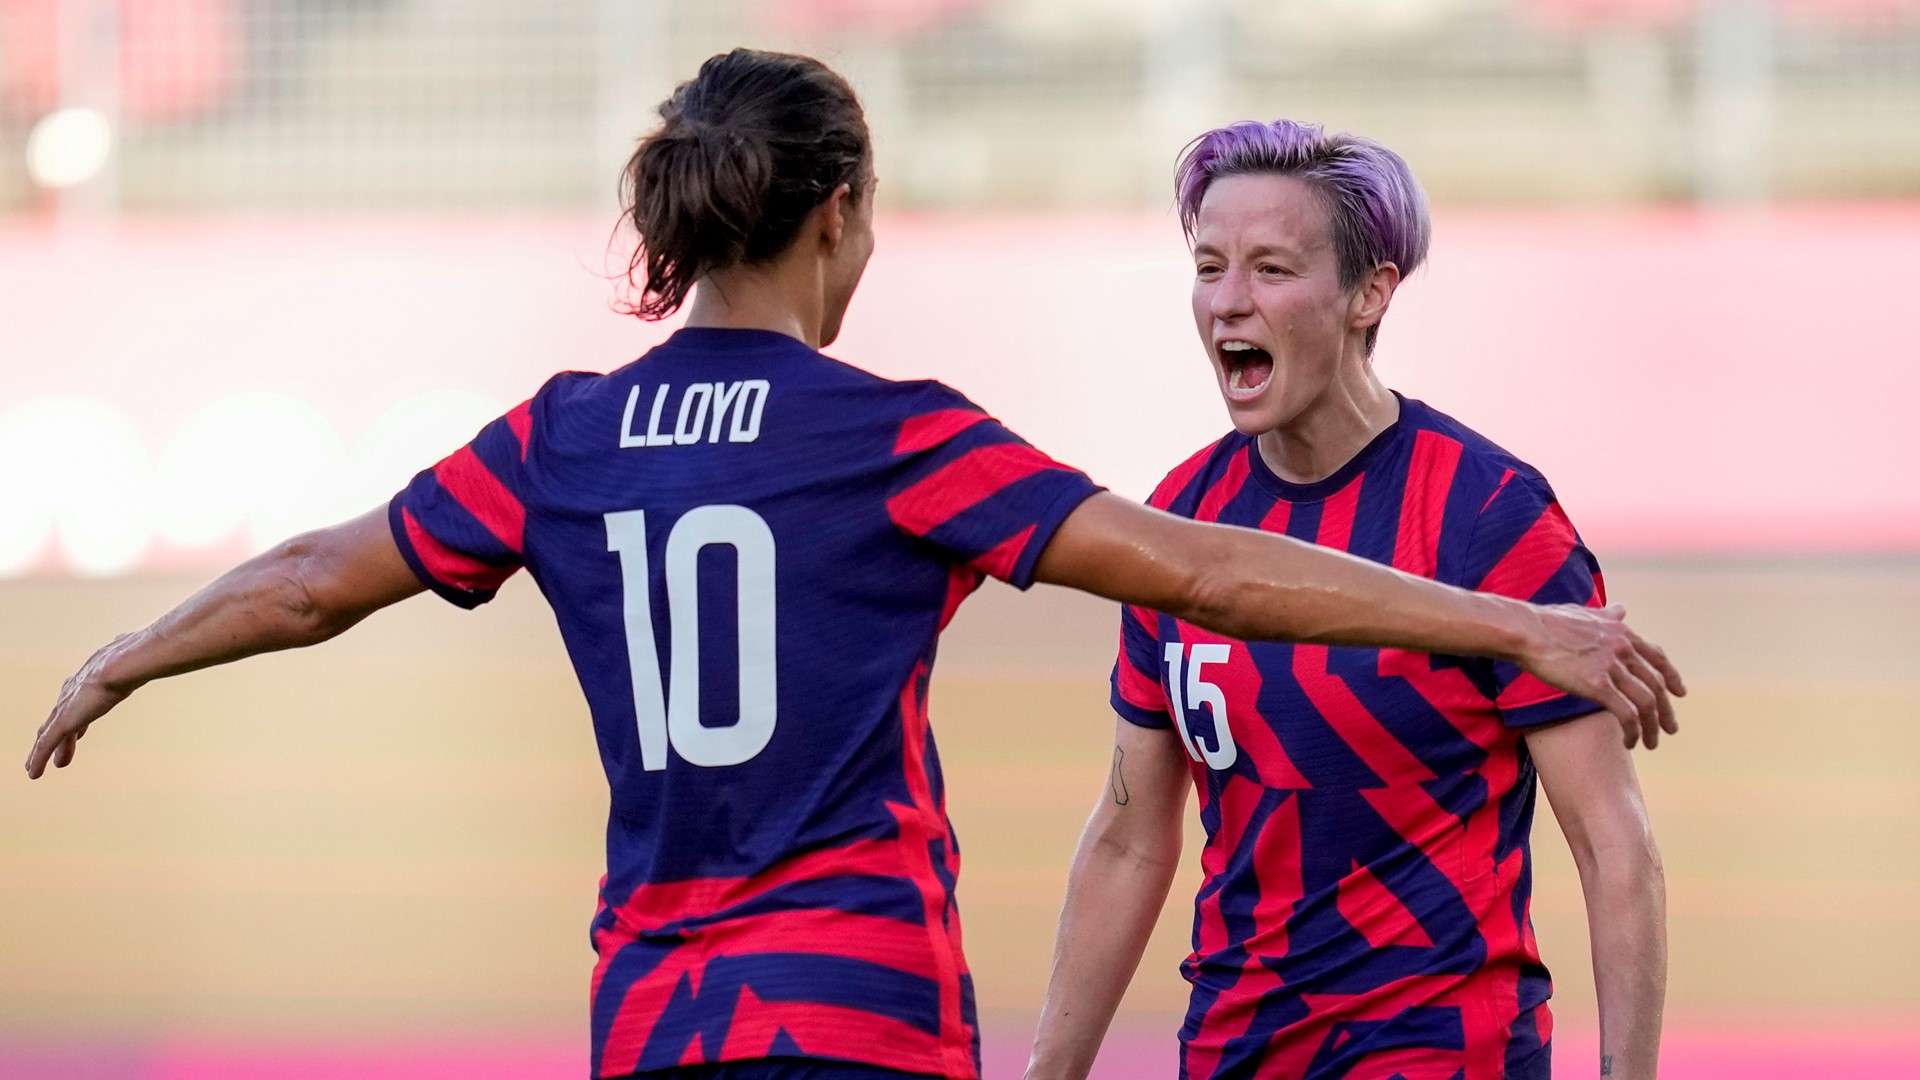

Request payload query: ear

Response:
[1349,262,1402,335]
[816,182,853,254]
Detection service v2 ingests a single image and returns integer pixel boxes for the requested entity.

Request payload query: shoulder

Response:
[1397,400,1599,602]
[516,369,620,448]
[1391,397,1597,593]
[436,371,600,471]
[793,358,995,425]
[1147,434,1243,514]
[525,369,607,413]
[1399,396,1560,513]
[876,375,989,416]
[871,378,1036,456]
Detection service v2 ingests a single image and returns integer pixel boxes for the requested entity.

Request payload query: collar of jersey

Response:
[664,326,818,353]
[1243,391,1412,503]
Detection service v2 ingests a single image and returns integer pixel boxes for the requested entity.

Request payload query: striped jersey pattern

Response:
[391,327,1103,1078]
[1112,395,1604,1080]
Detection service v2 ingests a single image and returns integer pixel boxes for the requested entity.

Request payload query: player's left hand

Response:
[1518,603,1684,750]
[24,634,140,779]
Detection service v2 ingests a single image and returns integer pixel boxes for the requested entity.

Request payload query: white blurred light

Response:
[0,390,513,577]
[25,108,114,190]
[0,396,155,577]
[156,394,352,554]
[353,389,506,507]
[0,446,54,577]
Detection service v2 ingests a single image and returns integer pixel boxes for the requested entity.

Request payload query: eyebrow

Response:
[1191,241,1304,261]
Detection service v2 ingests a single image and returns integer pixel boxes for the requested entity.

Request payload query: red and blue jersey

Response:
[390,327,1102,1079]
[1113,395,1604,1080]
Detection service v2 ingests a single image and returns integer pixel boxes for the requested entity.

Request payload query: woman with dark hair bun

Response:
[619,49,874,323]
[25,52,1680,1080]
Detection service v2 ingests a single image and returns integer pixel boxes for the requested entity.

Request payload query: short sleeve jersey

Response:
[391,328,1102,1079]
[1112,395,1603,1080]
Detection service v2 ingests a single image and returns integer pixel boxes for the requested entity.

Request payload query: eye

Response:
[1195,261,1224,279]
[1257,262,1293,279]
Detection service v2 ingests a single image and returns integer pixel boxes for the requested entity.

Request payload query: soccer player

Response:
[26,59,1678,1080]
[1024,121,1669,1080]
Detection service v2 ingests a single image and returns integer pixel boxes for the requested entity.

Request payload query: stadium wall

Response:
[0,205,1912,579]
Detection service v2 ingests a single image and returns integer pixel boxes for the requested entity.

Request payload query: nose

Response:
[1208,267,1253,324]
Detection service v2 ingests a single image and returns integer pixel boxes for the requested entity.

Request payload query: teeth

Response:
[1220,341,1256,352]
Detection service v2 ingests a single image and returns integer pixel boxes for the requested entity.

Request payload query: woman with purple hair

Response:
[1027,122,1667,1080]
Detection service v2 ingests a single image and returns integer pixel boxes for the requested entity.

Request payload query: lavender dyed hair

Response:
[1176,119,1430,351]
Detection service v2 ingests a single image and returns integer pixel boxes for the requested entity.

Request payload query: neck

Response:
[1255,349,1399,485]
[683,261,826,350]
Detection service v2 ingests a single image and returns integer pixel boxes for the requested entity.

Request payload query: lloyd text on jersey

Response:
[620,380,770,448]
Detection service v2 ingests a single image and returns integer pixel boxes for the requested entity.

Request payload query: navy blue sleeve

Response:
[884,388,1103,589]
[1463,474,1608,729]
[388,399,532,609]
[1111,604,1175,729]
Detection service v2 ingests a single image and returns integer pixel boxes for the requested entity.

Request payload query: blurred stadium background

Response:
[2,0,1917,1077]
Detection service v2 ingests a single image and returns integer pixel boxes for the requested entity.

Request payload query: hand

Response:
[24,633,142,780]
[1518,604,1685,749]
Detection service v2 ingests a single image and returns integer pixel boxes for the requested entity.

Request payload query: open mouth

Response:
[1219,341,1274,398]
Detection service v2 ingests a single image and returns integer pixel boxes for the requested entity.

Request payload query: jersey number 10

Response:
[606,506,778,771]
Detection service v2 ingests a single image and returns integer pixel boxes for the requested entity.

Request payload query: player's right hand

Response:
[1517,604,1685,749]
[24,634,139,780]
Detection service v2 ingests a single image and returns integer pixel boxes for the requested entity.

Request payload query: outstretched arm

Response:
[24,506,425,778]
[1033,492,1684,748]
[1529,711,1667,1079]
[1026,719,1191,1080]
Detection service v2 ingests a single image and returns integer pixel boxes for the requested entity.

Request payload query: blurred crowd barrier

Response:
[2,0,1914,578]
[0,206,1915,576]
[1,0,1919,216]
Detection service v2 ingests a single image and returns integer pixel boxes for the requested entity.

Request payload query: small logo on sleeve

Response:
[620,381,769,448]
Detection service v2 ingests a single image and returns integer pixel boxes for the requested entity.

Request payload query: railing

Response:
[1,0,1916,216]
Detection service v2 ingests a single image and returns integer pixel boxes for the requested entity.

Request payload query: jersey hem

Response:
[386,497,496,610]
[1109,685,1174,730]
[1500,693,1605,730]
[603,1051,962,1080]
[1004,479,1105,590]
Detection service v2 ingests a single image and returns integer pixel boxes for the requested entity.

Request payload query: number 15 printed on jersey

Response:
[1164,641,1238,771]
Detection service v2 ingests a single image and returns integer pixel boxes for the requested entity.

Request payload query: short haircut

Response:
[1175,120,1430,351]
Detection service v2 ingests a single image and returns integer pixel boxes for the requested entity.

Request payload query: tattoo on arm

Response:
[1108,746,1131,806]
[1600,1054,1613,1076]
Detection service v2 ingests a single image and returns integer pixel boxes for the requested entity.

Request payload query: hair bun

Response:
[618,49,871,321]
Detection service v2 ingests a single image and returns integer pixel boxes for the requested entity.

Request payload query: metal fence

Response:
[1,0,1917,215]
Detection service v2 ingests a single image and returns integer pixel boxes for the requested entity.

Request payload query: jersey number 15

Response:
[606,506,777,771]
[1164,642,1238,770]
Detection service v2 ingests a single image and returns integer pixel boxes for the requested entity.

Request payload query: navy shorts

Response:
[622,1058,944,1080]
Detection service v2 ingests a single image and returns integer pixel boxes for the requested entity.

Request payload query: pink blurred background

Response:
[2,206,1915,576]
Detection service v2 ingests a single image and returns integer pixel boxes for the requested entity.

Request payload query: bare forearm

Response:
[1177,525,1535,660]
[1041,492,1681,749]
[96,540,354,692]
[26,505,427,779]
[1529,712,1666,1077]
[1580,844,1667,1079]
[1027,826,1180,1080]
[92,505,426,695]
[1036,496,1540,664]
